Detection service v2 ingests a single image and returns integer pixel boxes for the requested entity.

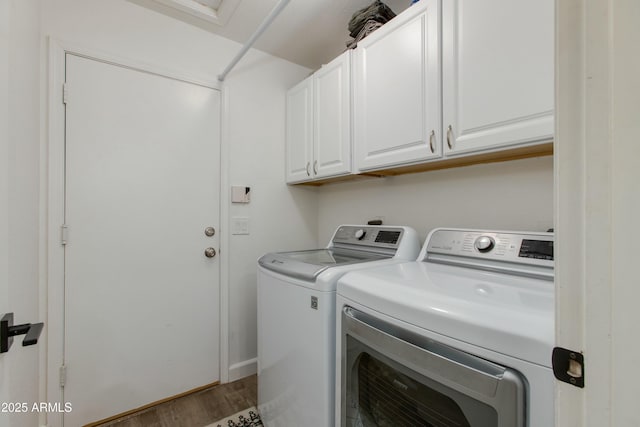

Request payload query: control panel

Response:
[426,229,554,267]
[332,226,404,250]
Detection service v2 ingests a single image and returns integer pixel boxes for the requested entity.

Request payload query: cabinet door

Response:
[442,0,554,156]
[354,0,441,171]
[313,51,351,179]
[285,76,313,183]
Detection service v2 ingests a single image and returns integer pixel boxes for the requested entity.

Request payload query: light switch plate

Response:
[232,217,250,235]
[231,186,250,203]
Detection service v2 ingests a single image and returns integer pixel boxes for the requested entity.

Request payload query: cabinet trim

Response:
[292,142,552,186]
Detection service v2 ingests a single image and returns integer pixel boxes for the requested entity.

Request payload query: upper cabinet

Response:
[286,77,314,183]
[314,51,352,179]
[353,0,441,171]
[442,0,554,155]
[286,0,554,184]
[286,51,351,183]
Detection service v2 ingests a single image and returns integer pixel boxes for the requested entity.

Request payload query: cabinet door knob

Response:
[306,162,310,176]
[429,130,436,153]
[313,160,318,175]
[447,125,454,150]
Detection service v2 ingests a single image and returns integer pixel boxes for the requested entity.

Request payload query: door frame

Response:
[554,0,636,425]
[45,38,229,427]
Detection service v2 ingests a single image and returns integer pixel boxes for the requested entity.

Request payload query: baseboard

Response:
[228,358,257,382]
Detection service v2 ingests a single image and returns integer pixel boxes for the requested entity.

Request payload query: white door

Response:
[442,0,554,156]
[63,54,221,426]
[0,0,10,405]
[353,0,441,172]
[313,50,351,179]
[285,77,313,183]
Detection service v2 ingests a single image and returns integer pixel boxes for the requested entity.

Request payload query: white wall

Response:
[223,57,319,379]
[317,156,554,243]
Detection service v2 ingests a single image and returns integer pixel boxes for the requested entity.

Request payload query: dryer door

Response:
[340,307,526,427]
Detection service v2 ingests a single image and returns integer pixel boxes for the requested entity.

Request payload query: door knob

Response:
[204,227,215,237]
[204,248,217,258]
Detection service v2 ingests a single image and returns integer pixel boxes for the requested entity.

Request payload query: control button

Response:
[474,236,495,253]
[354,229,366,240]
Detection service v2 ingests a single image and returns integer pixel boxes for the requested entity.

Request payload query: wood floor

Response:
[95,375,257,427]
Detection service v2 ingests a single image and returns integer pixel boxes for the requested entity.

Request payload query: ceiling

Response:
[129,0,411,70]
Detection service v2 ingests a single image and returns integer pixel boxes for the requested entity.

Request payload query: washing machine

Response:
[257,225,420,427]
[336,228,555,427]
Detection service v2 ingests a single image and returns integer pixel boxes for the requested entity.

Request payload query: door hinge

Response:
[62,83,68,104]
[61,224,69,246]
[552,347,584,388]
[59,365,66,388]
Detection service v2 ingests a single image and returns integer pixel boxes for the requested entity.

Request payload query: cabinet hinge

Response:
[61,224,68,246]
[552,347,584,388]
[59,365,66,388]
[62,83,68,104]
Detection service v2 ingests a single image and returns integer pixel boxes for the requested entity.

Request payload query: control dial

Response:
[354,229,366,240]
[474,236,495,253]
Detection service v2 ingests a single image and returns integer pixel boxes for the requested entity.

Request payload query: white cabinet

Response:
[286,52,351,183]
[287,0,554,183]
[286,77,313,183]
[442,0,554,155]
[353,0,441,171]
[314,51,351,179]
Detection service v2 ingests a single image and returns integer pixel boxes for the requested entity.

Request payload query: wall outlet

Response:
[232,217,250,235]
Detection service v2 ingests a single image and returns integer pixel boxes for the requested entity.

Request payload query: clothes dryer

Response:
[336,228,555,427]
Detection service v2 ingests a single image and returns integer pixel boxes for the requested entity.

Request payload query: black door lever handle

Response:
[1,313,45,353]
[23,322,44,346]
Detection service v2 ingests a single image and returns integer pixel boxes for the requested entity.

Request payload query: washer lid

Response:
[337,261,555,367]
[259,248,388,281]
